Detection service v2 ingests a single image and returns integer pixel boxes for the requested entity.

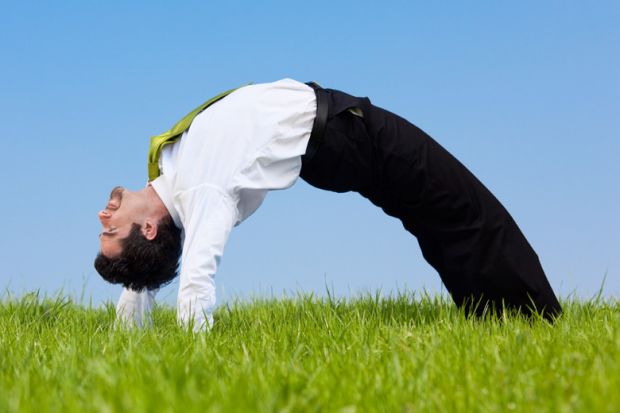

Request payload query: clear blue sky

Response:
[1,1,618,307]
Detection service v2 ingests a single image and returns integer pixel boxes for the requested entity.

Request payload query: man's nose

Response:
[98,210,110,222]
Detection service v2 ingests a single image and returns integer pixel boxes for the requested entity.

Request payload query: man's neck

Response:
[144,184,168,220]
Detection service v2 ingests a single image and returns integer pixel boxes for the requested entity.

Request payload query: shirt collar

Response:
[150,176,182,229]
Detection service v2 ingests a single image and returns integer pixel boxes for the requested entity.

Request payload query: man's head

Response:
[94,185,182,291]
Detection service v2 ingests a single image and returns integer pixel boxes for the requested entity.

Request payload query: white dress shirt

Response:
[115,78,317,331]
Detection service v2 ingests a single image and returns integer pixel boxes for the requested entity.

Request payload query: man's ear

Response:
[142,219,158,241]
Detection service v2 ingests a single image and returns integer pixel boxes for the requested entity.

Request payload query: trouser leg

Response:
[300,88,562,320]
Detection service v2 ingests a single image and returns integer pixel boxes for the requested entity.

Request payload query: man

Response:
[95,78,562,330]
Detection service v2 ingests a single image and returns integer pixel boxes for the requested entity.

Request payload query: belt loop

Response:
[305,82,329,144]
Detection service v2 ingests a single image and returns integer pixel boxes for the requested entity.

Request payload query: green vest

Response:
[147,86,242,181]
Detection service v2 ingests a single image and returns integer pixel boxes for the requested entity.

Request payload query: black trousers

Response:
[300,88,562,320]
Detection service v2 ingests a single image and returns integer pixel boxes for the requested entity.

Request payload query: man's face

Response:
[98,186,140,258]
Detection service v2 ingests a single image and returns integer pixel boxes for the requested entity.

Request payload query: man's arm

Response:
[115,287,158,328]
[176,185,237,331]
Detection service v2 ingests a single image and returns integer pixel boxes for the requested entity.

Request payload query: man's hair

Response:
[94,215,182,291]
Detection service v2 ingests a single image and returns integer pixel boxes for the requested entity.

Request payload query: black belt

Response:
[305,81,329,160]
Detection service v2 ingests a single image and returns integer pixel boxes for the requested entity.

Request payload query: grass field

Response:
[1,291,618,412]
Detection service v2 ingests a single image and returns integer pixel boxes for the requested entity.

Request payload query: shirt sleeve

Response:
[176,184,238,331]
[115,287,158,328]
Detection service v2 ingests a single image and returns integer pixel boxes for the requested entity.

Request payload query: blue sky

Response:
[1,1,618,307]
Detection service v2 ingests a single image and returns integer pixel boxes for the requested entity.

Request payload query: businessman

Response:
[94,78,562,330]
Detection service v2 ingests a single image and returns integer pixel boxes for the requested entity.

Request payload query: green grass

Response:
[1,291,618,412]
